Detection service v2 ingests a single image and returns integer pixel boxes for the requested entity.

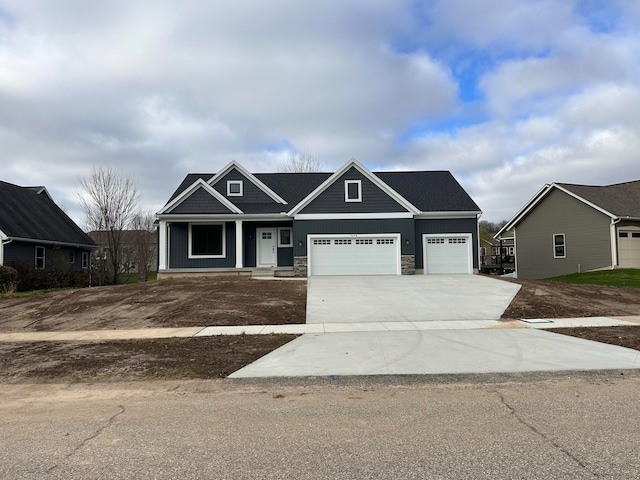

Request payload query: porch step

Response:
[252,268,275,278]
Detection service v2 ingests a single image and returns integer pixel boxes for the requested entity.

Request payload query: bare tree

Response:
[279,152,322,172]
[131,210,157,282]
[79,166,140,285]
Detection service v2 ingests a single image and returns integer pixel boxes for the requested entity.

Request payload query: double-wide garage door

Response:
[309,235,400,276]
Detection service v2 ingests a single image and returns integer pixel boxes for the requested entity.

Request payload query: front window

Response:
[345,180,362,202]
[227,181,243,196]
[278,228,292,247]
[81,252,89,269]
[190,224,225,257]
[553,234,566,258]
[35,246,45,269]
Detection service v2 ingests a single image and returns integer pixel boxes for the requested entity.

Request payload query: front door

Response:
[257,228,277,267]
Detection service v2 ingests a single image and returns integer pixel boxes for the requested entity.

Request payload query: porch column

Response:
[235,220,243,268]
[158,221,168,270]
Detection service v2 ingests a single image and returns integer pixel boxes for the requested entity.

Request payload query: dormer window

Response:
[345,180,362,202]
[227,180,243,196]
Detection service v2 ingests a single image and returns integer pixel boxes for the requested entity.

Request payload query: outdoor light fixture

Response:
[298,240,303,247]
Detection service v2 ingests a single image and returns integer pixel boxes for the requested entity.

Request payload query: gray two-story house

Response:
[157,158,481,277]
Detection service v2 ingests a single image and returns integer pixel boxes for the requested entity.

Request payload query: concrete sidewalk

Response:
[0,316,637,342]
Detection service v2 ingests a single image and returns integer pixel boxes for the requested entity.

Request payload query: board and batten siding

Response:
[515,188,612,279]
[242,221,294,267]
[293,218,415,256]
[299,167,409,214]
[169,222,235,268]
[414,218,479,270]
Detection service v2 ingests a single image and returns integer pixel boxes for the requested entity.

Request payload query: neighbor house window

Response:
[35,246,45,269]
[345,180,362,202]
[227,180,243,196]
[81,252,89,269]
[553,234,566,258]
[278,227,292,247]
[190,224,225,257]
[69,251,75,265]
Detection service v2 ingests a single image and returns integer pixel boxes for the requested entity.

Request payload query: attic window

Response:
[227,181,243,196]
[345,180,362,202]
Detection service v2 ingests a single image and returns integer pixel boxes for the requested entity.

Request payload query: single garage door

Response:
[423,234,473,274]
[619,231,640,267]
[308,234,400,276]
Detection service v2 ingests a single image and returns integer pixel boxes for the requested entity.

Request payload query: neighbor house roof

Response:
[0,181,95,247]
[165,169,480,215]
[496,179,640,238]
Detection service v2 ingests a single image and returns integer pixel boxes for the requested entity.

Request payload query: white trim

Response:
[306,233,402,276]
[158,221,168,270]
[158,179,243,215]
[209,161,287,205]
[294,212,414,220]
[496,183,618,238]
[256,227,277,267]
[157,213,289,222]
[277,227,292,248]
[188,223,226,259]
[422,233,473,275]
[611,219,620,267]
[235,220,243,268]
[344,180,362,203]
[553,233,566,259]
[288,158,420,215]
[227,180,243,197]
[416,211,481,219]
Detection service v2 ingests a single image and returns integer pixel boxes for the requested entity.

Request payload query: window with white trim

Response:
[553,233,566,258]
[227,180,243,196]
[344,180,362,202]
[190,224,225,257]
[278,228,292,247]
[81,251,89,269]
[35,246,45,269]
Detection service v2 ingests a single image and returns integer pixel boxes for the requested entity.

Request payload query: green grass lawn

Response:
[546,269,640,288]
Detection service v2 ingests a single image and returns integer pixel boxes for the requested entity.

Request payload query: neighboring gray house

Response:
[0,181,95,270]
[495,180,640,279]
[156,158,482,277]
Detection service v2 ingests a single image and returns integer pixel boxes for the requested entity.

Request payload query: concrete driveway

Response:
[306,274,521,323]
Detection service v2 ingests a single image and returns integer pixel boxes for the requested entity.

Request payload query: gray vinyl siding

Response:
[169,188,233,214]
[300,167,408,214]
[4,241,89,270]
[515,188,612,279]
[211,170,277,204]
[293,219,415,256]
[414,218,479,269]
[169,222,235,268]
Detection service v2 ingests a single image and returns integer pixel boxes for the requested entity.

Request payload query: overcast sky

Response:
[2,1,640,224]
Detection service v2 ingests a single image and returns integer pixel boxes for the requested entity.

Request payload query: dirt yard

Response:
[1,276,639,383]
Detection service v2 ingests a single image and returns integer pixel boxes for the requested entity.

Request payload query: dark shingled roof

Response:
[165,170,479,213]
[557,180,640,218]
[0,181,95,246]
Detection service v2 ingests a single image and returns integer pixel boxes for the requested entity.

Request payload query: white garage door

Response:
[308,235,400,276]
[619,231,640,267]
[423,234,473,274]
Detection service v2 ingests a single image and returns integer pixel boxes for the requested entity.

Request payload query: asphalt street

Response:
[1,371,639,479]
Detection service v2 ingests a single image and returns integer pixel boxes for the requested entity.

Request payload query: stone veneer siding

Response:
[294,256,308,277]
[401,255,416,275]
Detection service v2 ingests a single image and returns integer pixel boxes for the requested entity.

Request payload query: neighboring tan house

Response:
[156,158,482,277]
[495,180,640,279]
[0,181,95,270]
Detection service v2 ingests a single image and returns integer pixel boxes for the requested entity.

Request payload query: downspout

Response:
[0,238,13,265]
[610,218,621,269]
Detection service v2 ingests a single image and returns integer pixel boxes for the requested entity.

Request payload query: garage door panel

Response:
[423,235,472,274]
[309,235,399,276]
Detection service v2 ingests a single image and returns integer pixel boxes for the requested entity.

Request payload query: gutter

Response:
[6,236,96,249]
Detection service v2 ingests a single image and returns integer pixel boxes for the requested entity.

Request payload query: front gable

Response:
[159,179,242,215]
[208,161,287,205]
[289,158,420,218]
